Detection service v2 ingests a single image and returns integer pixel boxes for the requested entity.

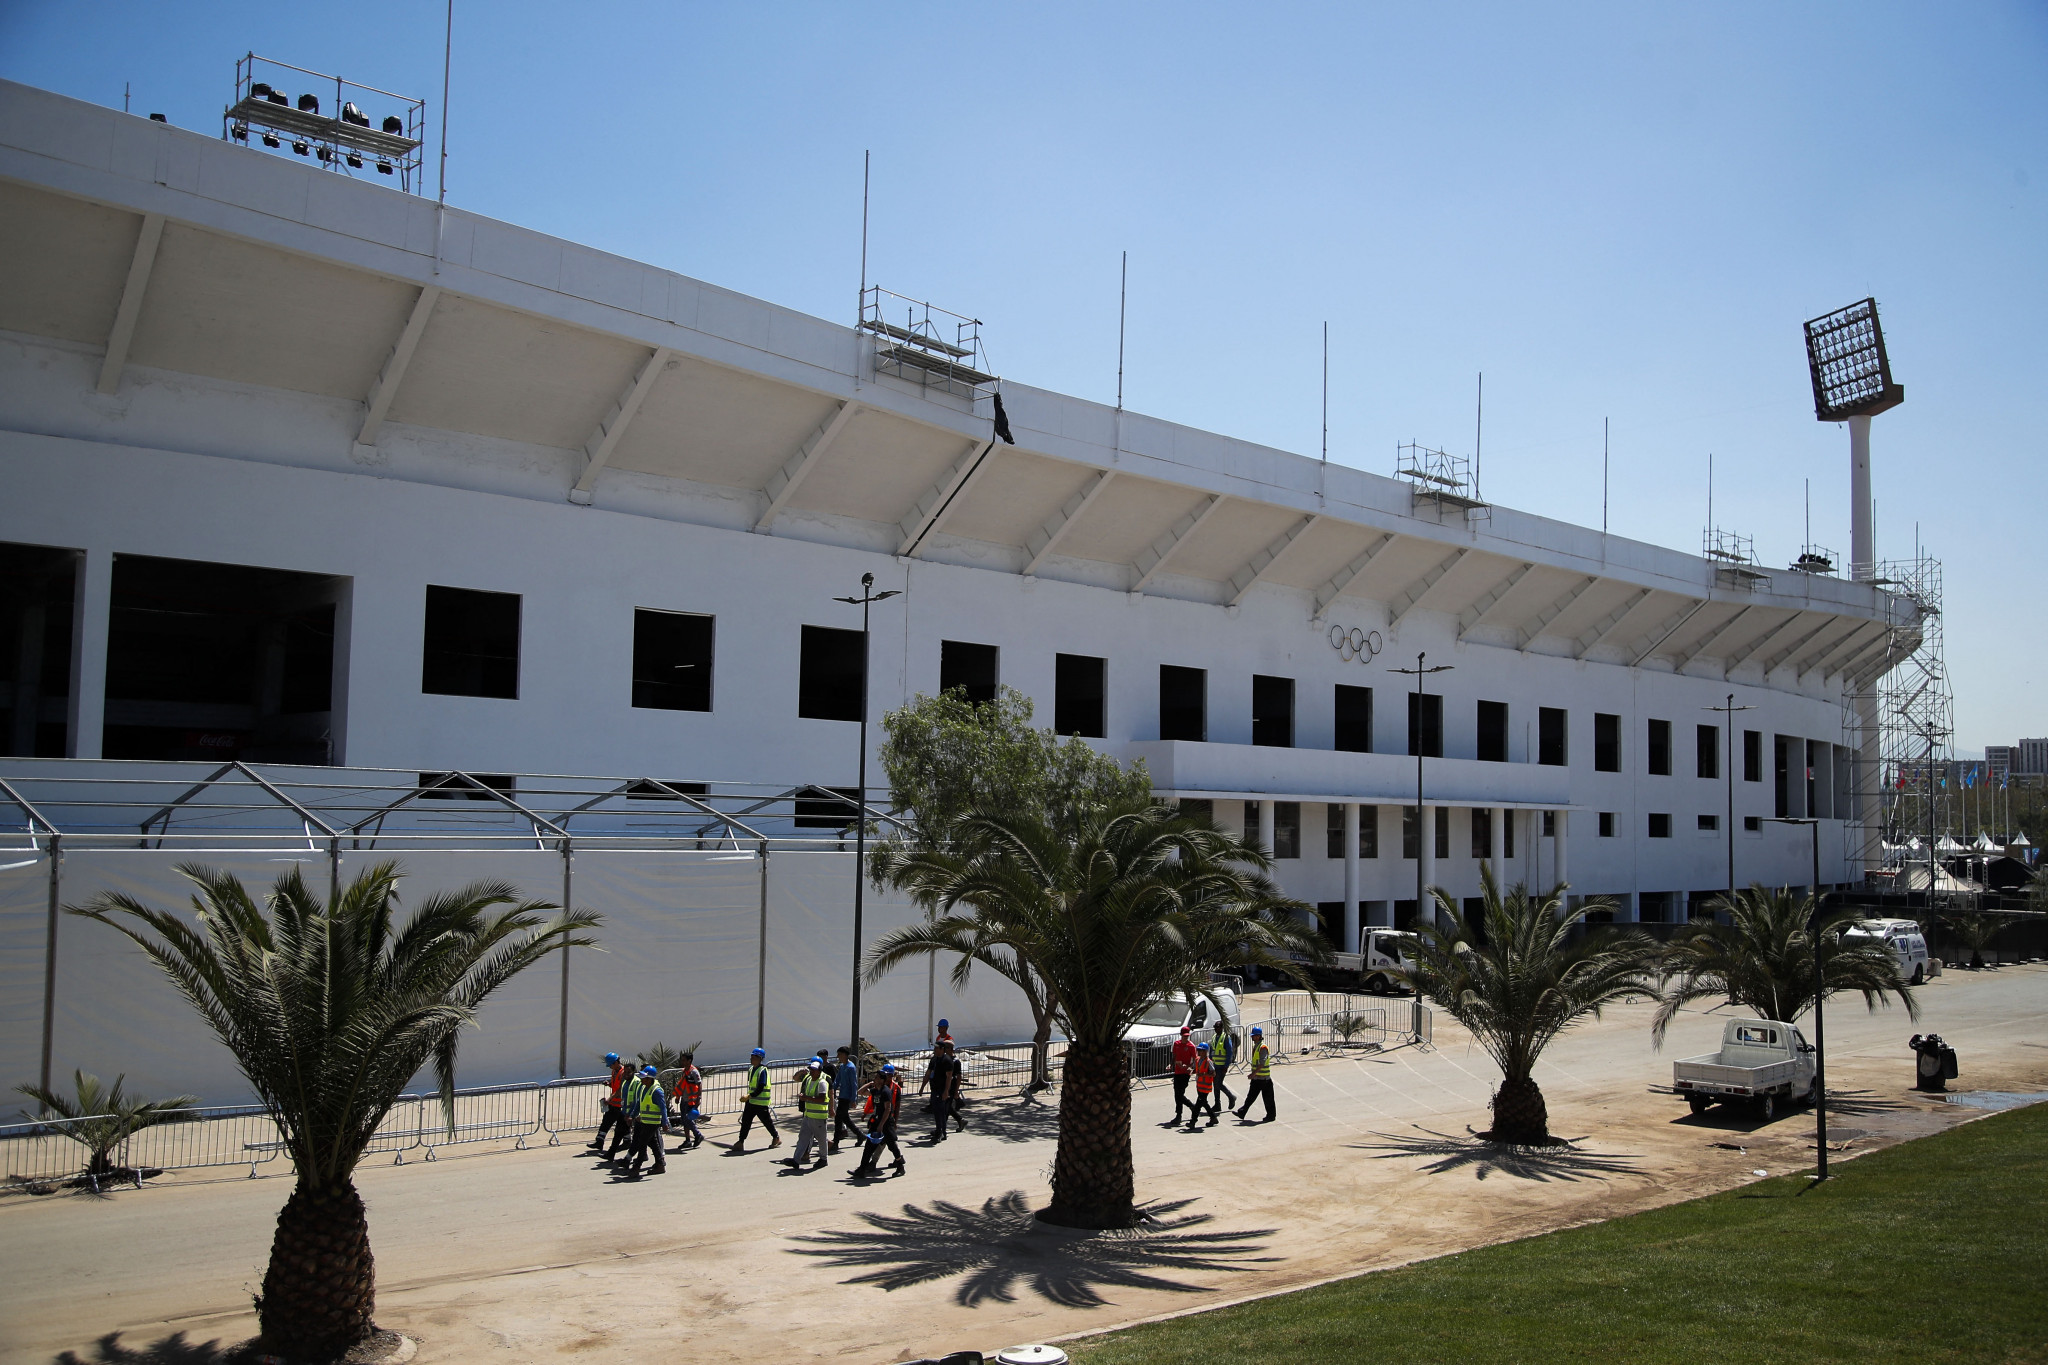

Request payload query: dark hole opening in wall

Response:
[1159,665,1206,741]
[1477,700,1508,762]
[799,625,866,722]
[794,785,862,829]
[418,772,516,801]
[632,609,713,711]
[940,640,999,705]
[1252,675,1294,748]
[422,585,519,701]
[1273,801,1300,858]
[1594,713,1621,772]
[105,553,344,764]
[1539,707,1568,767]
[1407,692,1443,758]
[626,779,710,800]
[1054,653,1106,738]
[1334,684,1372,753]
[0,541,79,758]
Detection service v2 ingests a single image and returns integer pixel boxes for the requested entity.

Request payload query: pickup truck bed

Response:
[1672,1018,1815,1118]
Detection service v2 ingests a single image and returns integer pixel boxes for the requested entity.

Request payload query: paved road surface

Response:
[2,964,2042,1365]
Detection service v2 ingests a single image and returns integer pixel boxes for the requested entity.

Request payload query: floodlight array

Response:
[1803,297,1902,421]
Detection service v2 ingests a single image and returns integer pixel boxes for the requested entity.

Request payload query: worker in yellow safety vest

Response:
[1232,1025,1277,1123]
[624,1064,672,1176]
[728,1047,782,1153]
[606,1062,647,1163]
[786,1056,833,1170]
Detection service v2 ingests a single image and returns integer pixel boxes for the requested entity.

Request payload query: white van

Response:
[1842,918,1933,985]
[1124,983,1244,1045]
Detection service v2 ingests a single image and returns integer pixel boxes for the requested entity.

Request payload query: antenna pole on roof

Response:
[124,82,130,113]
[859,150,870,317]
[1602,417,1609,535]
[1116,250,1127,412]
[438,0,451,205]
[1474,372,1482,498]
[1321,322,1329,464]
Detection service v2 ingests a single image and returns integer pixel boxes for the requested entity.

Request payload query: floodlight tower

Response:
[1803,298,1904,581]
[1803,299,1904,882]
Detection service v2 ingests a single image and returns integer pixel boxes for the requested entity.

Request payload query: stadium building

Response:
[0,78,1926,1095]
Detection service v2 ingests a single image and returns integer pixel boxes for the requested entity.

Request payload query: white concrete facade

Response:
[0,79,1913,933]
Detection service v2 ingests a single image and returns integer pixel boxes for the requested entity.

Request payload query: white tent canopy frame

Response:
[0,761,1021,1106]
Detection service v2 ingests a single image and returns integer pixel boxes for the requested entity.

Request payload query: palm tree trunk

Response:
[259,1180,376,1358]
[1489,1071,1550,1145]
[1042,1040,1135,1229]
[1029,1006,1054,1090]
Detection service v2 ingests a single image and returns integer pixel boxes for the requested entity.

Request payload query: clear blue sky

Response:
[6,2,2042,753]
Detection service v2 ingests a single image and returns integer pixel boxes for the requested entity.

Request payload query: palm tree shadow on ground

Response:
[1352,1127,1643,1182]
[942,1092,1064,1145]
[788,1191,1279,1307]
[55,1331,253,1364]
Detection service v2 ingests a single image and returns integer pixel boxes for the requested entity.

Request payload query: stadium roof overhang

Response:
[0,78,1917,687]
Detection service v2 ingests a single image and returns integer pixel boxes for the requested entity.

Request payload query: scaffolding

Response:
[1395,443,1489,523]
[1842,553,1952,896]
[1702,527,1769,590]
[858,287,997,400]
[221,54,425,192]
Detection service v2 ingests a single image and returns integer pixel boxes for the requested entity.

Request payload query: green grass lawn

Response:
[1071,1101,2048,1365]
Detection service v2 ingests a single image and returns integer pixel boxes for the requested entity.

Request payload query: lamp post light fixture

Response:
[1392,651,1452,924]
[1705,694,1755,903]
[1766,815,1829,1182]
[834,571,899,1058]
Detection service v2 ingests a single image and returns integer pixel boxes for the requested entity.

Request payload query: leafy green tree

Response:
[1398,870,1657,1145]
[1653,885,1917,1043]
[13,1070,198,1183]
[868,798,1327,1229]
[70,861,597,1360]
[877,685,1152,847]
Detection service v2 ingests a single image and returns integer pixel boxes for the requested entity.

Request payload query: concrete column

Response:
[1419,805,1437,921]
[1258,798,1274,857]
[1342,801,1361,953]
[67,548,111,759]
[1553,809,1569,894]
[1848,415,1872,578]
[1488,807,1506,893]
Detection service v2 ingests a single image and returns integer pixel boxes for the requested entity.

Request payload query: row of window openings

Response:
[1598,811,1767,838]
[1178,801,1523,861]
[421,591,1814,790]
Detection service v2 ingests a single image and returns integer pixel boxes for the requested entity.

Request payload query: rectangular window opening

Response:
[1698,813,1720,832]
[1273,801,1301,859]
[1054,653,1106,738]
[1402,805,1420,860]
[1648,718,1672,776]
[794,786,862,829]
[1648,812,1673,838]
[1408,692,1444,758]
[799,625,866,722]
[1435,806,1451,860]
[1477,700,1508,763]
[626,779,710,801]
[1538,707,1568,767]
[1598,811,1616,838]
[1503,810,1515,858]
[1697,723,1720,780]
[940,640,999,705]
[1334,684,1373,753]
[1159,665,1206,742]
[423,584,520,701]
[418,772,515,801]
[1470,807,1493,859]
[1594,713,1621,772]
[0,542,80,758]
[632,609,714,712]
[1252,674,1295,748]
[1743,729,1763,783]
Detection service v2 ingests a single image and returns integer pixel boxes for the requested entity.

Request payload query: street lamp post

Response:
[1705,694,1755,904]
[1392,652,1452,923]
[835,572,899,1057]
[1768,815,1828,1181]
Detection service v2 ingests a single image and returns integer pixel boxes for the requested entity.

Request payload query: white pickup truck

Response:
[1673,1018,1817,1120]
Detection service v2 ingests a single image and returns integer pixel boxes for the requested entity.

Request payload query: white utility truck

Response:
[1310,930,1418,994]
[1672,1018,1817,1120]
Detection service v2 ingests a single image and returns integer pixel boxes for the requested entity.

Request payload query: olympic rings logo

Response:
[1328,624,1383,664]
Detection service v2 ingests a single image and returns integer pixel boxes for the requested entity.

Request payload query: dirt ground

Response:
[3,964,2044,1365]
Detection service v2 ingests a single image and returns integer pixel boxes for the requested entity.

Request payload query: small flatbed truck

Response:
[1673,1017,1816,1120]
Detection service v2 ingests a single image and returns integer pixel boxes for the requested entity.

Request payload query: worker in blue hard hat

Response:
[588,1051,631,1153]
[729,1046,781,1153]
[623,1064,672,1176]
[1233,1025,1277,1123]
[852,1061,906,1178]
[1185,1040,1219,1129]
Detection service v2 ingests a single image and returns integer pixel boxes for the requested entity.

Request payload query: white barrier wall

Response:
[1,848,1033,1107]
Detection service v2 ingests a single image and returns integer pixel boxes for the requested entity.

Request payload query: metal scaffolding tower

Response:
[1844,552,1951,892]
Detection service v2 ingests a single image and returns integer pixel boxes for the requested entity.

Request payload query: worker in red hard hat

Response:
[1165,1025,1198,1127]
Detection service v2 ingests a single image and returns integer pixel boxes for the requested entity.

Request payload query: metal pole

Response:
[38,833,61,1098]
[859,150,869,317]
[1116,251,1127,412]
[438,0,452,205]
[755,841,769,1051]
[557,838,572,1078]
[1727,700,1736,898]
[852,586,871,1056]
[1811,821,1828,1181]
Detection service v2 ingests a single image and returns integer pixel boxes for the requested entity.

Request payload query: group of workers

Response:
[1166,1023,1276,1127]
[587,1020,972,1180]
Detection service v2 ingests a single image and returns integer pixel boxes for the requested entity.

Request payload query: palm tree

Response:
[1653,884,1916,1044]
[13,1070,199,1185]
[866,799,1327,1229]
[1939,910,2009,970]
[69,861,597,1361]
[1398,869,1657,1146]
